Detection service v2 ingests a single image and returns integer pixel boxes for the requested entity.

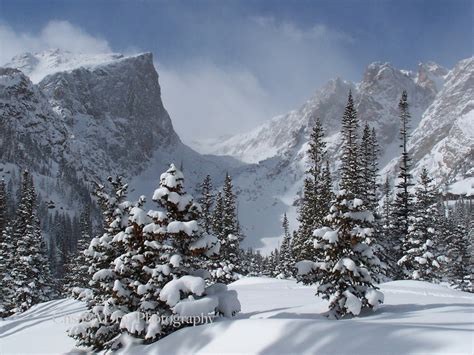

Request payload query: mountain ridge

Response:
[1,50,472,254]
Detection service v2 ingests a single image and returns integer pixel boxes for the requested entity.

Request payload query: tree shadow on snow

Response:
[236,307,300,320]
[372,303,474,321]
[145,320,234,355]
[0,299,85,338]
[258,319,464,355]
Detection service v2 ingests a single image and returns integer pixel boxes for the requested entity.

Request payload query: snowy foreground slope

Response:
[1,278,472,354]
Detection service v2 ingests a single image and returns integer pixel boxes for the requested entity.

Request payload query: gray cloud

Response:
[158,62,277,145]
[158,16,358,143]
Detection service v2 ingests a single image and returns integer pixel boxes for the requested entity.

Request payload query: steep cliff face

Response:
[38,53,180,180]
[0,67,67,172]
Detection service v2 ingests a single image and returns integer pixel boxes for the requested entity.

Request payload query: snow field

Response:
[1,277,473,354]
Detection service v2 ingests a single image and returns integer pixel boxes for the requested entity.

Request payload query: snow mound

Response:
[159,276,206,306]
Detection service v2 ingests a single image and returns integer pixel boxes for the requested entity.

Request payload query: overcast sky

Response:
[0,0,472,144]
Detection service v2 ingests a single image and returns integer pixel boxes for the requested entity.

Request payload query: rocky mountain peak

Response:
[0,67,36,101]
[416,61,448,94]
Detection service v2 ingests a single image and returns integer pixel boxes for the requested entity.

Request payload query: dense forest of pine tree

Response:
[0,90,472,346]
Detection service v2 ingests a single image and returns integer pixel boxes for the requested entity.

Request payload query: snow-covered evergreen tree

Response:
[270,248,280,277]
[295,91,382,319]
[69,164,240,350]
[308,117,329,226]
[61,207,93,299]
[296,190,383,318]
[360,123,379,211]
[69,177,144,349]
[398,168,444,281]
[378,175,397,279]
[198,174,214,234]
[445,202,472,291]
[222,173,240,238]
[293,118,331,262]
[276,213,295,278]
[293,178,315,261]
[339,91,361,196]
[391,91,415,271]
[209,174,242,283]
[85,176,131,303]
[0,179,6,233]
[242,248,263,276]
[308,117,331,233]
[7,171,55,315]
[0,225,14,316]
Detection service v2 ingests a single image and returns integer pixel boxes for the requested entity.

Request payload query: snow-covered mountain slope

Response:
[197,58,472,252]
[1,278,473,354]
[202,60,445,166]
[198,78,354,164]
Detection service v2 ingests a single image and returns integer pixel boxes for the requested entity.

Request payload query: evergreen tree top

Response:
[415,167,438,208]
[307,116,327,179]
[160,164,185,191]
[398,90,410,114]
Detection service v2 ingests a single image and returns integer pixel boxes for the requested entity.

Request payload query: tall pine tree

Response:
[295,91,383,319]
[360,123,379,211]
[0,179,6,233]
[293,117,331,261]
[61,206,94,299]
[207,174,242,284]
[391,91,415,273]
[340,91,361,196]
[293,178,315,261]
[7,171,55,315]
